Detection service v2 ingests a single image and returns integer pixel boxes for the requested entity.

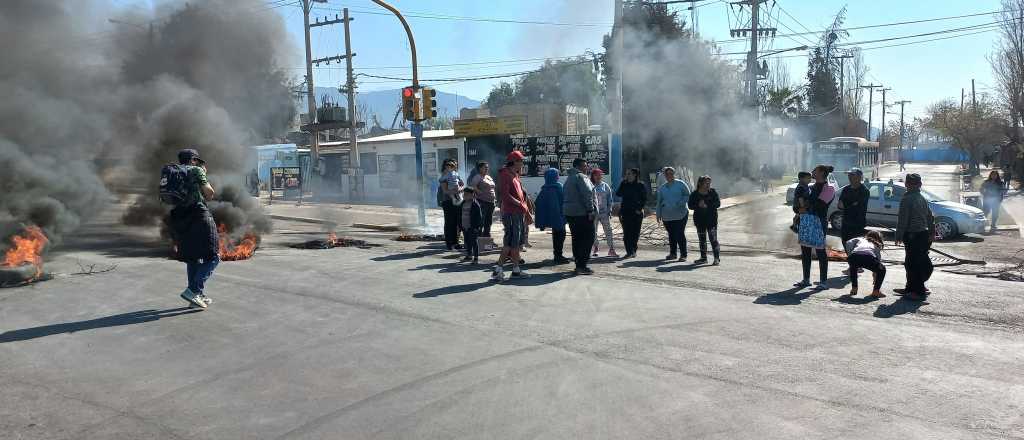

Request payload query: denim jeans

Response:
[187,255,220,294]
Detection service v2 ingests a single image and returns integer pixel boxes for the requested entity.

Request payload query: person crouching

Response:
[844,230,887,298]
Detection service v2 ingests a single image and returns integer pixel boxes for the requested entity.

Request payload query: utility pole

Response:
[894,100,911,163]
[746,0,760,109]
[880,87,891,143]
[611,0,623,188]
[961,88,966,113]
[860,84,883,140]
[342,8,362,200]
[302,0,319,186]
[835,55,853,120]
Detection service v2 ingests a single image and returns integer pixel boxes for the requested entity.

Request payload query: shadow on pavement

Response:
[873,298,927,318]
[753,286,823,306]
[619,259,667,268]
[413,273,566,298]
[655,262,704,273]
[832,294,883,305]
[410,262,490,273]
[0,307,201,343]
[371,249,447,262]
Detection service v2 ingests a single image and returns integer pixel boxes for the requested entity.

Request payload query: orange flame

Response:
[2,226,49,279]
[217,224,258,261]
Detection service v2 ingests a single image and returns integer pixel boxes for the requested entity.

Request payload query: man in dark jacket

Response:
[895,173,935,301]
[838,167,870,244]
[169,149,218,309]
[563,158,596,275]
[460,187,484,264]
[534,168,569,264]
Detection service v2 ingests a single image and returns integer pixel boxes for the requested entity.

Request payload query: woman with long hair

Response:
[469,161,496,237]
[616,168,647,259]
[980,170,1006,234]
[844,230,887,298]
[796,164,835,288]
[688,175,721,265]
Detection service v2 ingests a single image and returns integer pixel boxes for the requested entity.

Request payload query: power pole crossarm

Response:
[860,84,883,141]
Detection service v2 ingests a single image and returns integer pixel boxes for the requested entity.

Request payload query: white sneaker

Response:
[491,267,505,282]
[197,293,212,306]
[180,289,207,309]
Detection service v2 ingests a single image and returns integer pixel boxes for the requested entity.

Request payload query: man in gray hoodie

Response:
[563,158,596,275]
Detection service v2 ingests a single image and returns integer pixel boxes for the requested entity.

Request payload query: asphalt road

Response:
[2,165,1023,440]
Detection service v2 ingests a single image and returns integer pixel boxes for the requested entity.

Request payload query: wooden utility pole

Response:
[894,100,911,162]
[880,87,891,143]
[342,8,362,200]
[860,84,883,140]
[836,55,854,121]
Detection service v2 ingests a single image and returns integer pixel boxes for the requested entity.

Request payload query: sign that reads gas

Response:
[511,134,608,177]
[453,116,528,137]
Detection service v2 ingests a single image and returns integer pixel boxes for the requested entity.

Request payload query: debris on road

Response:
[292,232,379,249]
[395,234,445,242]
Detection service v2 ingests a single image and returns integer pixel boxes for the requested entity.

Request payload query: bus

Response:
[807,136,879,187]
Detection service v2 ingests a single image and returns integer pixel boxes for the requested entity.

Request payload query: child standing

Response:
[534,168,570,264]
[790,171,812,233]
[460,187,483,264]
[688,175,721,265]
[590,168,618,257]
[845,230,887,298]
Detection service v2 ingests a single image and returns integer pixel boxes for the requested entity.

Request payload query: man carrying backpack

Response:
[164,149,218,309]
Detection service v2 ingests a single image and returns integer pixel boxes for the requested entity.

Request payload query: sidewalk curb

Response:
[268,214,337,227]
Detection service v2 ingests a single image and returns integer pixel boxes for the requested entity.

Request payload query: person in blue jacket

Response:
[657,166,691,261]
[534,167,570,265]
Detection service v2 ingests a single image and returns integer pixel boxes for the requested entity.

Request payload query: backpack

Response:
[159,164,194,207]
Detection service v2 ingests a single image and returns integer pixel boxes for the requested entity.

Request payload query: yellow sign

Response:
[454,116,527,137]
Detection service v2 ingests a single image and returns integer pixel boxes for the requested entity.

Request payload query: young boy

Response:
[460,187,484,264]
[790,171,813,233]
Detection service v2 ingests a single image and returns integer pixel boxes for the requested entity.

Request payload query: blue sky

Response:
[117,0,1007,121]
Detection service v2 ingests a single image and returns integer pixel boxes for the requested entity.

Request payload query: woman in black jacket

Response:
[688,175,721,265]
[615,168,647,259]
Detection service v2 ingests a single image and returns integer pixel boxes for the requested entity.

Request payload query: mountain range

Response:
[309,86,481,129]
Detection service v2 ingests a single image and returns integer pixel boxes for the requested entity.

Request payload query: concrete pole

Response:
[610,0,624,189]
[343,8,362,200]
[747,0,760,110]
[302,0,319,175]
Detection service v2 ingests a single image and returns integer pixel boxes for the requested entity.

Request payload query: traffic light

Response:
[401,86,421,121]
[421,87,437,119]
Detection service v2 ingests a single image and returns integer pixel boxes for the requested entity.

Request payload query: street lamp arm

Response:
[757,45,807,59]
[371,0,418,87]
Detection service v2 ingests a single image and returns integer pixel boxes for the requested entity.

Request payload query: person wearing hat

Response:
[589,167,617,258]
[894,173,935,301]
[837,167,871,249]
[491,150,530,281]
[563,157,597,275]
[169,148,218,309]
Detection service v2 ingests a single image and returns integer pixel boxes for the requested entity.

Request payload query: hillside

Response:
[310,86,480,128]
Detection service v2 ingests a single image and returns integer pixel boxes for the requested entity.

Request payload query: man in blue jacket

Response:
[657,166,691,261]
[533,168,570,265]
[563,158,596,275]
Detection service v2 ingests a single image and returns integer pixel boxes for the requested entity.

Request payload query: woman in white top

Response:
[844,230,887,298]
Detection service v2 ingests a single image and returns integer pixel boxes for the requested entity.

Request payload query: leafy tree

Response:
[924,96,1008,174]
[483,59,605,116]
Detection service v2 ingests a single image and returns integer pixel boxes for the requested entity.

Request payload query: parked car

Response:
[825,180,987,240]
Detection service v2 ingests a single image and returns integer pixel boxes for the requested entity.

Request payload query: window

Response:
[869,185,882,199]
[360,152,378,175]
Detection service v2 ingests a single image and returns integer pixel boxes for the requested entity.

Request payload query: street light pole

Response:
[371,0,425,226]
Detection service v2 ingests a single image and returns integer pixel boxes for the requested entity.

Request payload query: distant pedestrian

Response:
[980,170,1007,234]
[656,166,691,261]
[894,173,935,301]
[796,164,836,289]
[759,163,771,193]
[439,159,464,251]
[688,175,721,265]
[534,167,570,264]
[564,158,597,275]
[845,230,887,298]
[899,157,906,172]
[492,152,531,281]
[469,161,496,237]
[166,149,219,309]
[460,187,483,264]
[616,168,647,259]
[590,168,617,257]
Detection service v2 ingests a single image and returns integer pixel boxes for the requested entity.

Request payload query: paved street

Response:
[2,164,1023,440]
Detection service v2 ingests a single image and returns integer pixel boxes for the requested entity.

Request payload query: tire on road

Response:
[934,216,958,241]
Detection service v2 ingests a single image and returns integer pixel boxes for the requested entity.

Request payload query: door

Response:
[865,183,886,226]
[876,183,905,227]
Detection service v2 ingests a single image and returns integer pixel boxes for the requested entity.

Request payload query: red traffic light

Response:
[402,87,414,97]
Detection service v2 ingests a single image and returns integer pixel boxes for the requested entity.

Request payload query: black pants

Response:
[441,200,461,249]
[479,200,495,236]
[904,231,934,294]
[463,227,479,259]
[847,252,885,290]
[663,219,687,257]
[841,226,866,245]
[696,225,720,260]
[567,215,595,270]
[549,228,567,259]
[619,212,643,255]
[801,246,828,283]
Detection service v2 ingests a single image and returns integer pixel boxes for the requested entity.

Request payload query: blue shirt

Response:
[657,180,691,222]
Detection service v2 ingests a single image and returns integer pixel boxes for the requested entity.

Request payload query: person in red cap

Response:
[491,150,531,281]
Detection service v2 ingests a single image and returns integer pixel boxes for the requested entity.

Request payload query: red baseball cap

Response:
[507,150,525,162]
[590,168,604,176]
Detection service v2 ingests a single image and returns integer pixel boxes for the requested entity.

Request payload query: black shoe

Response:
[693,258,708,265]
[454,244,464,250]
[553,256,572,265]
[575,267,594,275]
[519,258,526,265]
[665,254,677,261]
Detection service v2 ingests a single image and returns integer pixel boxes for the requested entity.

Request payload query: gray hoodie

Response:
[563,167,596,217]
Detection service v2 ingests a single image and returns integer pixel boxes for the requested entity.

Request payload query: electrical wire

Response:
[311,4,613,27]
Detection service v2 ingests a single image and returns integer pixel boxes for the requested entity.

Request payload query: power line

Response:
[312,4,613,27]
[356,58,595,84]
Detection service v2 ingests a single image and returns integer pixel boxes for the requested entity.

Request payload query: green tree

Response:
[483,59,605,116]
